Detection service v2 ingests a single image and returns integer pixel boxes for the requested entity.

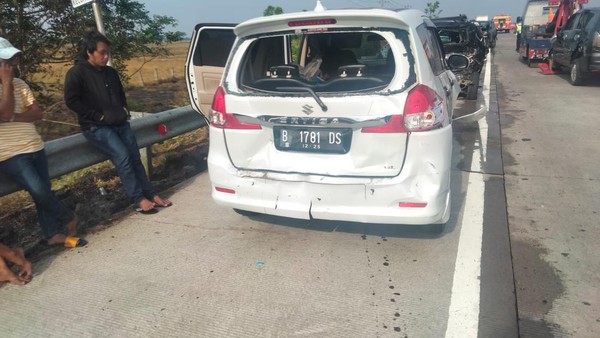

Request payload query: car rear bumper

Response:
[207,127,452,225]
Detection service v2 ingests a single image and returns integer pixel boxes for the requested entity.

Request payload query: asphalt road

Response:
[494,33,600,337]
[0,33,597,337]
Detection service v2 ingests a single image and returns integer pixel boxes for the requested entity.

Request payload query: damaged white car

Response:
[185,7,467,225]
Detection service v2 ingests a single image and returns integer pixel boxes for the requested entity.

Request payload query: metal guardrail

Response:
[0,105,206,197]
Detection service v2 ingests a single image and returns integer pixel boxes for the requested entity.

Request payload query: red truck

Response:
[493,15,513,32]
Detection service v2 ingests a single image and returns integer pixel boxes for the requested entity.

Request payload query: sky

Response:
[139,0,600,36]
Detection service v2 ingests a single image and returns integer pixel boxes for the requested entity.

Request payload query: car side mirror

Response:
[446,54,469,70]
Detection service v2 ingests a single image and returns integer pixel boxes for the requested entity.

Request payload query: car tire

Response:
[569,59,586,86]
[548,53,560,71]
[466,71,480,100]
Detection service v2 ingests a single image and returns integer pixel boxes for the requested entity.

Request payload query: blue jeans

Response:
[83,123,155,205]
[0,150,75,239]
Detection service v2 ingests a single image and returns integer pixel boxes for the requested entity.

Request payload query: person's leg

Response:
[114,124,172,207]
[30,150,78,237]
[0,244,30,285]
[0,151,75,240]
[115,124,156,198]
[83,126,152,209]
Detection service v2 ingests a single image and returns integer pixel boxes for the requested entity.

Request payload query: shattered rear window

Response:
[235,29,413,94]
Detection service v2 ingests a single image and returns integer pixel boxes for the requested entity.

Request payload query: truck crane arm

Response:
[547,0,588,36]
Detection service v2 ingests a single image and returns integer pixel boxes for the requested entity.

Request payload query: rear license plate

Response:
[274,126,352,154]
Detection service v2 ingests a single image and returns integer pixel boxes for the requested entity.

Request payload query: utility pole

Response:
[71,0,112,66]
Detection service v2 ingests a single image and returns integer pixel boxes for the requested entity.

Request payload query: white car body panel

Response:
[188,8,461,225]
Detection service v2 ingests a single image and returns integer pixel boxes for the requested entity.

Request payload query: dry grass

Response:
[32,40,191,95]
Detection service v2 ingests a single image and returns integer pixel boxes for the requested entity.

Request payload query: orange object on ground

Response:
[538,62,556,75]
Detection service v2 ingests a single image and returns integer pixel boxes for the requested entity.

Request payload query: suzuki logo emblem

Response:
[302,104,314,115]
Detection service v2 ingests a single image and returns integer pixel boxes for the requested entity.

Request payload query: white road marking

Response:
[444,55,492,337]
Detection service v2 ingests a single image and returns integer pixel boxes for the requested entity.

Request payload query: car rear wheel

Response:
[466,71,480,100]
[569,59,585,86]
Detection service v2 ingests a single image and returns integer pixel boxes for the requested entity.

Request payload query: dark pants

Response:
[0,150,74,239]
[83,123,155,205]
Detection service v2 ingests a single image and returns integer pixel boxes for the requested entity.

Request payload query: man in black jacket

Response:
[64,31,171,214]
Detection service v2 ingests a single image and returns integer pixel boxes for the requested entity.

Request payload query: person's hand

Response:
[14,248,32,282]
[18,101,44,122]
[0,62,15,84]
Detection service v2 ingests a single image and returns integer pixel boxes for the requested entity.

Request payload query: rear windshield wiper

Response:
[277,86,328,112]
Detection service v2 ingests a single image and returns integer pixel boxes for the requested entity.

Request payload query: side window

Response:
[563,13,579,31]
[193,28,236,67]
[417,25,445,75]
[576,12,593,30]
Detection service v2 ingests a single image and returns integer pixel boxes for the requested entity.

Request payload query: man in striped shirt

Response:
[0,37,85,250]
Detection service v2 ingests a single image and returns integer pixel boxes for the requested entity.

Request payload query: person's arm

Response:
[114,69,130,119]
[0,244,30,271]
[64,68,105,122]
[14,100,44,123]
[0,64,15,121]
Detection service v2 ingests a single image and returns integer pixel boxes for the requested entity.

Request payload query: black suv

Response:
[474,19,498,49]
[548,8,600,85]
[432,15,489,99]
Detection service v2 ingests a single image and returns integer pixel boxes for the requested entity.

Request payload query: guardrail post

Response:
[130,111,153,180]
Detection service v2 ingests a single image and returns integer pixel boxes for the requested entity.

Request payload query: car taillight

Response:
[362,85,445,133]
[529,49,535,59]
[209,86,261,130]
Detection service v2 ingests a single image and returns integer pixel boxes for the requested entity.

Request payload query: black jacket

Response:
[64,57,129,130]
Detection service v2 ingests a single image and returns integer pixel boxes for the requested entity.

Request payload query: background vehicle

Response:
[185,8,468,226]
[518,0,561,67]
[519,0,590,68]
[433,15,489,100]
[474,16,498,48]
[548,7,600,84]
[493,15,513,32]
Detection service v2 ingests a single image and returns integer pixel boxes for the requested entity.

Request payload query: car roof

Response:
[431,16,473,28]
[234,8,431,37]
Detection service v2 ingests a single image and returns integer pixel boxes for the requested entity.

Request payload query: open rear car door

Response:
[185,24,236,122]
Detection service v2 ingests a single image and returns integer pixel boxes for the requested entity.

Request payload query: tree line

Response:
[0,0,184,89]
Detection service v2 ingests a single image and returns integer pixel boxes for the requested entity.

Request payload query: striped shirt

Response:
[0,78,44,162]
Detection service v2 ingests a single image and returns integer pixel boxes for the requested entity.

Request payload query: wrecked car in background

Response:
[474,16,498,49]
[433,15,489,100]
[185,7,470,227]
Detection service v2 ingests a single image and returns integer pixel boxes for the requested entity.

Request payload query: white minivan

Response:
[185,7,467,226]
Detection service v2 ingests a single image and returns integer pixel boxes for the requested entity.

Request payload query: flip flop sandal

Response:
[64,236,88,248]
[154,201,173,208]
[135,207,159,214]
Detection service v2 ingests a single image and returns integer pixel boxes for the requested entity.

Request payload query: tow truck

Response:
[518,0,587,67]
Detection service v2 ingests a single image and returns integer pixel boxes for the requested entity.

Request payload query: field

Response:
[34,40,192,92]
